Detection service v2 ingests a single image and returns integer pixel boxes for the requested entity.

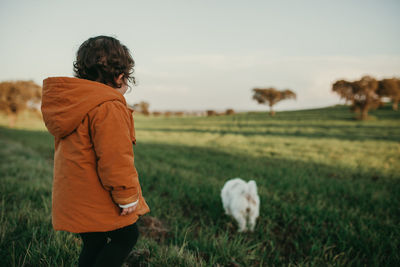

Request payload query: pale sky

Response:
[1,0,399,111]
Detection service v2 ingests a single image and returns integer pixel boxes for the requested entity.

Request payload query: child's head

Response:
[73,36,135,90]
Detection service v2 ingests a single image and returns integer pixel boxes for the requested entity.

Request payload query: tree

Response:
[133,101,150,115]
[0,80,42,127]
[332,76,381,120]
[377,78,400,111]
[225,109,235,115]
[252,87,296,116]
[206,110,217,116]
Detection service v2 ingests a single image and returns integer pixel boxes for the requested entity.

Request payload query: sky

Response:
[1,0,399,111]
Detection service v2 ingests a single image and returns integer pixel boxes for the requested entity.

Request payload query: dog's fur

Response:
[221,178,260,232]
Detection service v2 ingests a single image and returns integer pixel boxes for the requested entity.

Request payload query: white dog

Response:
[221,178,260,232]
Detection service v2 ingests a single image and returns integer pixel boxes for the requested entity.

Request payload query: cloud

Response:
[155,51,276,71]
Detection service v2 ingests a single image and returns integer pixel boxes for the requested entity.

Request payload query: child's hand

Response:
[119,199,139,216]
[120,204,137,216]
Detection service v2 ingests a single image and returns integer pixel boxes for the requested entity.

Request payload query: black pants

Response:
[78,223,139,267]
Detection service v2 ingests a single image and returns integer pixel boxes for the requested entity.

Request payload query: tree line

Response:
[252,76,399,120]
[0,76,399,127]
[132,101,235,117]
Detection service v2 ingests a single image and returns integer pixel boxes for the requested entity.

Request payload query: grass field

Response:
[0,104,399,266]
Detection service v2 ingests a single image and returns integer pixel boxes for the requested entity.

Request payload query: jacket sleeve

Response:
[88,100,139,205]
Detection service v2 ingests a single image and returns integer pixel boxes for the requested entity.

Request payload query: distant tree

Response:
[133,101,150,116]
[377,78,400,111]
[0,80,41,127]
[225,109,235,115]
[332,76,381,120]
[252,87,296,116]
[207,110,217,116]
[174,111,184,117]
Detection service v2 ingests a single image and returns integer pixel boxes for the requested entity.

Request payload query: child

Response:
[41,36,150,266]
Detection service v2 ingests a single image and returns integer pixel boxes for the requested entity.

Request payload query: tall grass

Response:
[0,104,399,266]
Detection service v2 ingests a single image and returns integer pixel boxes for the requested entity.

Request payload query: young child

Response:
[41,36,150,266]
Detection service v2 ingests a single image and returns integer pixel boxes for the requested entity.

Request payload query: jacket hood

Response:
[41,77,127,138]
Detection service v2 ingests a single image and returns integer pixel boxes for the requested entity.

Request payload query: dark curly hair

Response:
[73,36,135,88]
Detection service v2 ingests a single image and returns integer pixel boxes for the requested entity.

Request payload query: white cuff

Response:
[118,199,139,209]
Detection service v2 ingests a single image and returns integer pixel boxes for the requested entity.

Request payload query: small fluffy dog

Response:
[221,178,260,232]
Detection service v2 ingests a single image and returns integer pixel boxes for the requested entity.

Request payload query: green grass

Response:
[0,104,399,266]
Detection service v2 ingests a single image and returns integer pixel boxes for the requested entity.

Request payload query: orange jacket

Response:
[41,77,150,233]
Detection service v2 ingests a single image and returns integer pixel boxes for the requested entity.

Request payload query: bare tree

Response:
[252,87,296,116]
[0,80,41,127]
[332,76,381,120]
[377,78,400,111]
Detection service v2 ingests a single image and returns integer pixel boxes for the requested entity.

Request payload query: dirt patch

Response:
[138,216,170,243]
[124,248,150,267]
